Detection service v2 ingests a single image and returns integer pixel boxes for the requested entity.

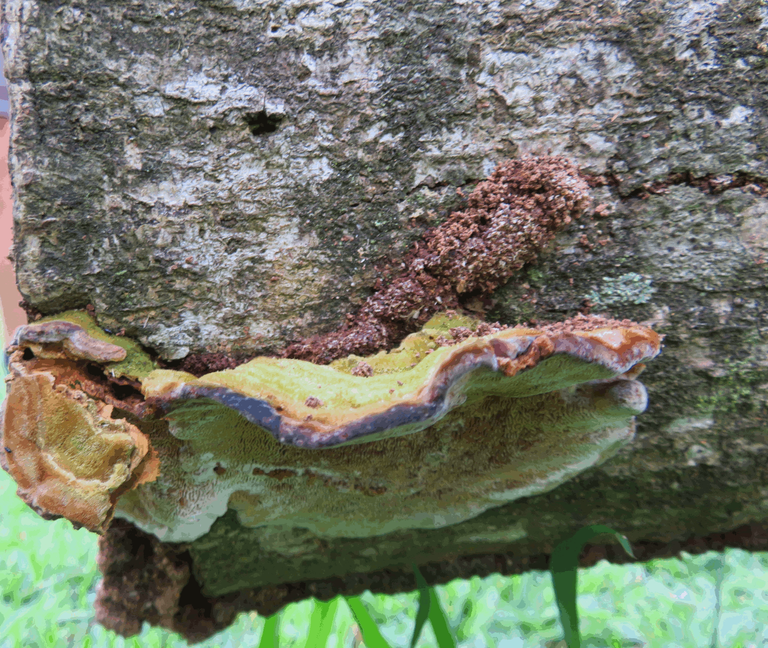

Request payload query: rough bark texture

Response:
[3,0,768,641]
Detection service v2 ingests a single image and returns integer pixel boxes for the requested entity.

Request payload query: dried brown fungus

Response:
[284,156,592,364]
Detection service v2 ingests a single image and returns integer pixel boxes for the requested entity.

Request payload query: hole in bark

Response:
[296,65,311,81]
[87,363,105,378]
[112,382,144,401]
[243,110,283,136]
[22,348,35,360]
[173,552,236,640]
[85,362,144,402]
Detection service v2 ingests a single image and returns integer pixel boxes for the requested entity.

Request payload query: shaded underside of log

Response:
[94,517,768,643]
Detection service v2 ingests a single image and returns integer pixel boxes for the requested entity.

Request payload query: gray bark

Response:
[3,0,768,640]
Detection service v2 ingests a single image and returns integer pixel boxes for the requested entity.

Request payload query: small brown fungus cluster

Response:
[421,156,590,293]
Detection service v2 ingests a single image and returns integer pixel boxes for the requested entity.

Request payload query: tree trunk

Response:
[2,0,767,641]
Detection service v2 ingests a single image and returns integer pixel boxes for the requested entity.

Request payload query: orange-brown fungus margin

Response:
[0,321,160,533]
[284,156,591,365]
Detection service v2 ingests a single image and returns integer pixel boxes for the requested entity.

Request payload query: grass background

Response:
[1,324,767,647]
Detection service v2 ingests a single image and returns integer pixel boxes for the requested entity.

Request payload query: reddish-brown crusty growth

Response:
[421,156,590,293]
[284,156,591,364]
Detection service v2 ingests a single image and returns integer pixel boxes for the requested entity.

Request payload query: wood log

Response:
[1,0,766,640]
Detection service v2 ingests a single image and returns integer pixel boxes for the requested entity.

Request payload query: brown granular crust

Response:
[422,157,590,293]
[521,313,643,335]
[164,351,255,377]
[351,361,374,377]
[285,157,591,364]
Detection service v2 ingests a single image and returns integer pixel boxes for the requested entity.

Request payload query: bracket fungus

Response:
[1,315,160,532]
[2,311,660,550]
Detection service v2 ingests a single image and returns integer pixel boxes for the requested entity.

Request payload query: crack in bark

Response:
[592,170,768,200]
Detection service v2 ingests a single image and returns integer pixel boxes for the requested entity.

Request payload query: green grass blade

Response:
[320,597,340,638]
[305,597,339,648]
[410,565,431,648]
[346,596,393,648]
[550,524,635,648]
[427,588,456,648]
[305,599,325,647]
[258,614,280,648]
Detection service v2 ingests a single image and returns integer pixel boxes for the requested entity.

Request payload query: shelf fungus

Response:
[0,313,159,532]
[2,311,660,545]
